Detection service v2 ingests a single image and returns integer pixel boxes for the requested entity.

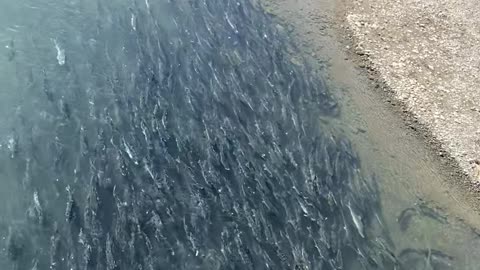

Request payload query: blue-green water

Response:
[0,0,477,269]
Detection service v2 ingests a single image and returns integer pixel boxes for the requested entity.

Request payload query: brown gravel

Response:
[344,0,480,184]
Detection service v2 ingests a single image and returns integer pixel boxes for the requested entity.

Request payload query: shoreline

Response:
[341,0,480,187]
[335,0,479,201]
[260,0,480,227]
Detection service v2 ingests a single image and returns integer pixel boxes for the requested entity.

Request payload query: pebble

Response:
[346,0,480,185]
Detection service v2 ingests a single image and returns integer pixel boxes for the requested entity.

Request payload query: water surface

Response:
[0,0,478,269]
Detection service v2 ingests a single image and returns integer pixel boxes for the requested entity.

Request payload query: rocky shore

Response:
[344,0,480,185]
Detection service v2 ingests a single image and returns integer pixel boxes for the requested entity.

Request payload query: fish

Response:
[6,39,15,61]
[52,39,66,66]
[399,248,454,270]
[0,0,434,269]
[347,201,365,238]
[397,201,448,231]
[397,207,417,231]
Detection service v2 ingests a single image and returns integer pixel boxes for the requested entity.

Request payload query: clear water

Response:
[0,0,478,269]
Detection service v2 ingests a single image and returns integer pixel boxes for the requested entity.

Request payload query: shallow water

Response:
[260,0,480,269]
[0,0,478,269]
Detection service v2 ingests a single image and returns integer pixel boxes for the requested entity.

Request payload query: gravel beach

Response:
[344,0,480,185]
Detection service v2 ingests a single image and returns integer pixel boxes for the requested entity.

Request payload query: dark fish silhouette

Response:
[6,39,15,61]
[397,201,448,231]
[399,248,454,270]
